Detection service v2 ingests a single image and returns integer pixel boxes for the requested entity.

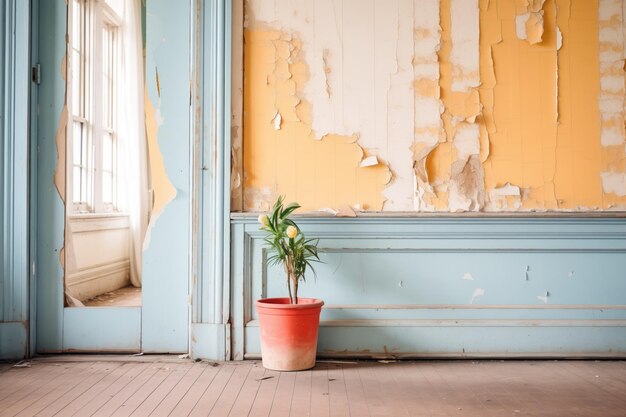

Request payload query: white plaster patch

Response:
[319,207,338,215]
[412,0,443,212]
[491,183,521,197]
[598,0,626,148]
[486,183,522,211]
[601,172,626,196]
[515,13,531,40]
[453,123,481,160]
[450,0,480,92]
[382,0,417,210]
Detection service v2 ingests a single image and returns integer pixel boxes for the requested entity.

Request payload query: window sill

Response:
[68,212,130,233]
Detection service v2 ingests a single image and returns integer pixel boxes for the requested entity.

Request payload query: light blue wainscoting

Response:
[230,215,626,359]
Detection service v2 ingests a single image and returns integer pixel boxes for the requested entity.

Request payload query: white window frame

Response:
[68,0,122,214]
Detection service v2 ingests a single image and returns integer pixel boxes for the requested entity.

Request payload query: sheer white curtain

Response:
[118,0,149,287]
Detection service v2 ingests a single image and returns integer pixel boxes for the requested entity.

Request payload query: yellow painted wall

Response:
[239,0,626,213]
[242,29,392,212]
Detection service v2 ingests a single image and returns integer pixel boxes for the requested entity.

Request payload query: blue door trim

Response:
[0,0,31,360]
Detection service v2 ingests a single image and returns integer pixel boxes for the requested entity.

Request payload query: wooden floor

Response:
[1,357,625,416]
[84,286,142,307]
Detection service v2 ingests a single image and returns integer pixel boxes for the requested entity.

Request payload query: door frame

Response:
[32,0,200,354]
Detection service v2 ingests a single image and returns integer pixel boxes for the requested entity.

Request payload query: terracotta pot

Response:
[256,297,324,371]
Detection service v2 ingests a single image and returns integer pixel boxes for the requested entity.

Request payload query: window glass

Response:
[69,0,120,213]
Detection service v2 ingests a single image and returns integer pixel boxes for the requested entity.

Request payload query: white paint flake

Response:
[470,288,485,304]
[272,111,282,130]
[462,272,474,281]
[360,155,379,167]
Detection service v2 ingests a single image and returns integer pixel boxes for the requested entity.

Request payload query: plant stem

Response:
[284,263,293,304]
[293,277,299,305]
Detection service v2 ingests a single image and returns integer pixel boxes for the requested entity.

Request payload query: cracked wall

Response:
[239,0,626,213]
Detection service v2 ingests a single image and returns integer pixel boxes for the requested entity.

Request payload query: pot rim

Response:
[256,297,324,310]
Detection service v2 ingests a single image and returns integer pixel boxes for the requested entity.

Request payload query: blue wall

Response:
[232,215,626,359]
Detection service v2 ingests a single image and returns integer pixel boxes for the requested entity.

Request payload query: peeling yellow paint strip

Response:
[481,0,560,210]
[55,107,68,202]
[515,0,547,45]
[598,0,626,204]
[230,0,245,211]
[55,53,68,203]
[434,0,485,212]
[242,29,392,212]
[144,91,177,245]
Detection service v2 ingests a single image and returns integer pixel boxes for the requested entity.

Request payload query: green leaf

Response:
[280,202,300,219]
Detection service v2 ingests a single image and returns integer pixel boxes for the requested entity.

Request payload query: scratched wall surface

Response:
[238,0,626,213]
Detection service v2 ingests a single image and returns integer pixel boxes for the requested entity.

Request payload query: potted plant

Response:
[256,196,323,371]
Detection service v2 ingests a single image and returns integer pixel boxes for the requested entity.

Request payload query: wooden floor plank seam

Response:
[166,362,221,416]
[53,362,143,417]
[129,362,194,416]
[37,362,124,417]
[187,362,237,417]
[90,362,161,416]
[147,362,203,417]
[0,362,92,415]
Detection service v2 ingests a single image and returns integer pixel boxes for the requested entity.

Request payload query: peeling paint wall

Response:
[241,0,626,212]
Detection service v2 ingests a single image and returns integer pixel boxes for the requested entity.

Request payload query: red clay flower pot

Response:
[256,297,324,371]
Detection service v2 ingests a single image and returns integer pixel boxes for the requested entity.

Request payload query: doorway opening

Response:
[63,0,148,308]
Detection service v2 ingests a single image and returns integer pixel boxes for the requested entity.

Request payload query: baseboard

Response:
[0,322,28,359]
[190,323,230,360]
[66,260,131,301]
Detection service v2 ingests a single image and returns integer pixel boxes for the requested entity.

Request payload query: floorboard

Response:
[0,357,625,416]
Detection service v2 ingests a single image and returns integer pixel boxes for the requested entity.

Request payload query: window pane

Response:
[71,50,81,115]
[102,28,109,77]
[102,132,113,172]
[81,167,89,205]
[103,80,110,127]
[71,0,81,50]
[102,172,112,204]
[73,122,82,166]
[82,128,90,169]
[73,166,82,204]
[102,27,114,129]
